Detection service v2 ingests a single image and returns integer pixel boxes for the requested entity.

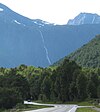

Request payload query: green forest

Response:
[68,35,100,68]
[0,58,100,109]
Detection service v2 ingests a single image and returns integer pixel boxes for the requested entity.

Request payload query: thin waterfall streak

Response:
[92,16,95,23]
[44,46,51,65]
[38,29,51,65]
[39,30,45,43]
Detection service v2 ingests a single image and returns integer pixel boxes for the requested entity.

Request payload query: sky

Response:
[0,0,100,24]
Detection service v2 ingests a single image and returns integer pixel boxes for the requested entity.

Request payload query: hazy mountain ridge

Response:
[1,3,100,67]
[54,35,100,68]
[0,3,53,28]
[67,13,100,25]
[68,35,100,68]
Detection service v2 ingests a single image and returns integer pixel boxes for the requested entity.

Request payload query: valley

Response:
[1,3,100,67]
[0,3,100,112]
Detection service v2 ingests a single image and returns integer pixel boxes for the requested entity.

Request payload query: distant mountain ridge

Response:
[0,3,53,28]
[68,35,100,68]
[54,35,100,68]
[67,13,100,25]
[1,3,100,67]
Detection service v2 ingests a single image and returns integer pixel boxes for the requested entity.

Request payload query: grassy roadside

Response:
[66,100,100,107]
[66,100,94,106]
[76,108,97,112]
[68,101,100,112]
[0,104,52,112]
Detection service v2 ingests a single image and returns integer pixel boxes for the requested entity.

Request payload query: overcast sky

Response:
[0,0,100,24]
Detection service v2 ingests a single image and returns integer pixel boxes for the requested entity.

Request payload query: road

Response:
[24,101,78,112]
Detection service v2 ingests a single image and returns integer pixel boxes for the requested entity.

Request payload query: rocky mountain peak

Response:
[67,13,100,25]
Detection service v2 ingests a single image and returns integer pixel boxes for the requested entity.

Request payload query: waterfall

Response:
[92,16,95,23]
[38,29,51,65]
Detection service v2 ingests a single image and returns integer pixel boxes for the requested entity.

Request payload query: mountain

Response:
[67,13,100,25]
[55,35,100,68]
[68,35,100,68]
[0,3,52,67]
[0,3,54,27]
[1,3,100,67]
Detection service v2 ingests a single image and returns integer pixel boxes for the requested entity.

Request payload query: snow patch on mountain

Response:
[33,19,56,27]
[42,21,51,25]
[0,8,3,11]
[34,21,44,26]
[14,20,21,25]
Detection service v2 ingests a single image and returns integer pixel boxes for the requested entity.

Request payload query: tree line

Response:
[0,59,100,109]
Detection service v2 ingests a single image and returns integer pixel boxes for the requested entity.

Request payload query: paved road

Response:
[24,101,78,112]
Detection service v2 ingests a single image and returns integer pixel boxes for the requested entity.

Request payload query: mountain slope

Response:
[58,35,100,68]
[0,3,49,67]
[67,13,100,25]
[68,35,100,67]
[42,24,100,64]
[1,4,100,67]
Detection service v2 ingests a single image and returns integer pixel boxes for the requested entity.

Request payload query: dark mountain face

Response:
[53,35,100,68]
[1,3,100,68]
[67,35,100,68]
[67,13,100,25]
